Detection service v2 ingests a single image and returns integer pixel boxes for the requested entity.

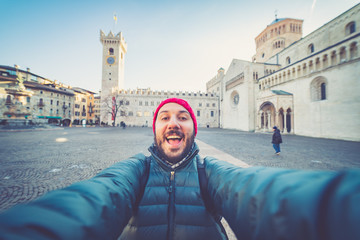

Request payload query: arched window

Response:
[310,77,327,101]
[286,57,291,65]
[6,95,12,105]
[308,44,314,54]
[286,108,292,133]
[345,22,356,35]
[109,48,114,55]
[320,83,326,100]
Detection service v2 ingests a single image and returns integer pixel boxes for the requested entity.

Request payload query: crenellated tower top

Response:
[100,30,127,52]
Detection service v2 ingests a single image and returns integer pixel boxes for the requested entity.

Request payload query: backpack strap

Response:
[197,156,222,221]
[197,156,227,237]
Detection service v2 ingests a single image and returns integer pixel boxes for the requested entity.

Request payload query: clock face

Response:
[107,57,115,65]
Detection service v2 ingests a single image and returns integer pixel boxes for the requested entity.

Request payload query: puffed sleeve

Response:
[0,154,148,240]
[204,157,360,240]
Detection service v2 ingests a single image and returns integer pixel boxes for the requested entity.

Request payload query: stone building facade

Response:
[24,81,75,126]
[207,3,360,141]
[0,65,95,127]
[99,88,218,128]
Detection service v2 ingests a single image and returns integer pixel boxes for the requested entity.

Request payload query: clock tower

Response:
[100,30,127,96]
[100,30,127,124]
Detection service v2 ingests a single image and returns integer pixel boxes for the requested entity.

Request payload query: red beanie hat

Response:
[153,98,197,136]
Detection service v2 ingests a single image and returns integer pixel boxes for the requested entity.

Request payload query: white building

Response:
[207,3,360,141]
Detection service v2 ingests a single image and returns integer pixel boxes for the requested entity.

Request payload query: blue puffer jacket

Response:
[0,142,359,240]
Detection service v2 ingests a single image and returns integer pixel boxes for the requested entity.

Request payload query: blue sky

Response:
[0,0,358,93]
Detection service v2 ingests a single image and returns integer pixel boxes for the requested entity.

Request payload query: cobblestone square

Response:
[1,126,359,212]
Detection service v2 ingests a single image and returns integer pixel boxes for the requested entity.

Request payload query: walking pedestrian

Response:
[272,126,282,155]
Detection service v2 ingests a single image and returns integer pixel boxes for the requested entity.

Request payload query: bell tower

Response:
[100,30,127,96]
[100,30,127,124]
[253,18,303,63]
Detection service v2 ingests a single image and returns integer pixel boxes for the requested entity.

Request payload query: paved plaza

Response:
[0,126,359,238]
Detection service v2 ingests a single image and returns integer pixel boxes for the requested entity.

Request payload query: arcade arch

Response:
[258,101,275,130]
[258,102,293,133]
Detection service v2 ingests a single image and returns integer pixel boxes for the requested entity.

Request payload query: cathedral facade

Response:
[207,3,360,141]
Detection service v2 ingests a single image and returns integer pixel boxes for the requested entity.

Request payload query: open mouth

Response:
[166,135,183,146]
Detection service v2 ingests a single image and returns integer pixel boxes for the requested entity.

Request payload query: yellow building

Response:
[72,88,96,125]
[94,95,101,125]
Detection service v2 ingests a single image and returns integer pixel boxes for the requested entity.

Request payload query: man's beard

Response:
[154,130,195,164]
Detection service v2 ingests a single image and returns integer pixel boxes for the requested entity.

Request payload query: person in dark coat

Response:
[272,126,282,155]
[0,98,359,240]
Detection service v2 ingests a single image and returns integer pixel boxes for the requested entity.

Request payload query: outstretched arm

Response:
[0,154,148,240]
[205,157,360,240]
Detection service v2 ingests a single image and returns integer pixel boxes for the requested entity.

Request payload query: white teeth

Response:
[167,136,181,139]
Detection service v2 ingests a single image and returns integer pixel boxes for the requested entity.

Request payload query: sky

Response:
[1,0,359,93]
